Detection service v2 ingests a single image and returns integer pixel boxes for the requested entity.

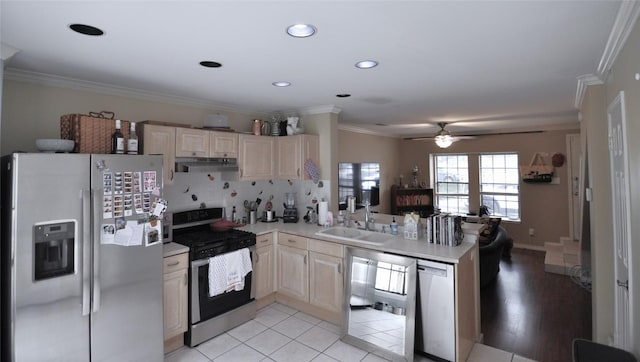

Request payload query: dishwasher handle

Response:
[417,264,448,277]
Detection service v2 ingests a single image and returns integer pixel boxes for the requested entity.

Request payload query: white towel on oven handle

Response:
[208,248,253,297]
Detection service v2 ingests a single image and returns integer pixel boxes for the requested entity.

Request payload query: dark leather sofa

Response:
[479,225,512,288]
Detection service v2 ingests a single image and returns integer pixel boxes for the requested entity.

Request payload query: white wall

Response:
[604,19,640,355]
[581,18,640,356]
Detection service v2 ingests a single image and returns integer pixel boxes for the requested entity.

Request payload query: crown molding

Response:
[597,1,640,79]
[575,74,604,109]
[3,67,264,115]
[275,105,341,119]
[1,43,20,62]
[338,124,400,138]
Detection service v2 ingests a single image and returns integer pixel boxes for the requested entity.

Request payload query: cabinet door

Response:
[163,268,188,339]
[277,136,301,179]
[210,131,238,158]
[141,124,176,185]
[238,135,275,181]
[277,244,309,302]
[302,135,320,180]
[176,128,210,157]
[309,251,343,313]
[254,245,274,300]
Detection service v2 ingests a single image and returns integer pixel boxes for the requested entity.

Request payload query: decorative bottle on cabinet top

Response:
[112,119,125,154]
[127,122,138,155]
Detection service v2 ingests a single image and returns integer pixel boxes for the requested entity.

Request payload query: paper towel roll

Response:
[318,201,329,226]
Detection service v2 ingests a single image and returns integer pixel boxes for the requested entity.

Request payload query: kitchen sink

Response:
[318,226,362,238]
[315,226,392,245]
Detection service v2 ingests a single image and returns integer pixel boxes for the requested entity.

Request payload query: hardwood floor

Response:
[480,248,592,362]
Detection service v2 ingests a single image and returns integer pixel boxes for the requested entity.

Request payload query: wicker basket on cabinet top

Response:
[60,113,131,154]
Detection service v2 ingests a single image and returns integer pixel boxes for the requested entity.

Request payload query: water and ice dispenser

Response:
[33,221,75,281]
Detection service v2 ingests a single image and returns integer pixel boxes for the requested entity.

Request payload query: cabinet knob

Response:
[192,152,197,156]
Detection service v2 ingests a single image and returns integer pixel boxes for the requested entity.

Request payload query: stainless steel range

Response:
[170,207,256,347]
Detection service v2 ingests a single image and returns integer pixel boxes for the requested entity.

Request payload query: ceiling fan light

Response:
[435,134,453,148]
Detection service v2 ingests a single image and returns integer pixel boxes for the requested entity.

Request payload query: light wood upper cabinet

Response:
[139,124,176,185]
[210,131,238,158]
[176,128,209,158]
[276,134,320,180]
[238,134,275,181]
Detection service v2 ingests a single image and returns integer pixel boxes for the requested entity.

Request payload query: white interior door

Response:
[607,91,632,350]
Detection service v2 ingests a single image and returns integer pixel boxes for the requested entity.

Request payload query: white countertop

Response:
[163,242,189,257]
[238,220,483,264]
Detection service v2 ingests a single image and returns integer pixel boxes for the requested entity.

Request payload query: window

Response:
[480,153,520,220]
[432,152,521,221]
[338,163,380,206]
[374,262,407,295]
[434,154,469,214]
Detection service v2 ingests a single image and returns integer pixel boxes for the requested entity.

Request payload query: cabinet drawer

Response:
[308,238,344,258]
[256,233,274,247]
[278,233,308,250]
[164,253,188,274]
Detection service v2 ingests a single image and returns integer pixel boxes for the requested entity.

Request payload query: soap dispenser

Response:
[390,217,398,235]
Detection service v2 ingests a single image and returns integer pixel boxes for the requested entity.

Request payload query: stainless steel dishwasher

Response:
[415,259,455,361]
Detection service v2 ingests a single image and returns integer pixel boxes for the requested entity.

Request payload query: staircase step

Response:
[545,239,580,275]
[563,240,580,254]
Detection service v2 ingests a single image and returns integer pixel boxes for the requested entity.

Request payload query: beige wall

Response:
[581,84,614,344]
[337,130,401,214]
[398,130,578,249]
[1,79,264,155]
[304,111,339,212]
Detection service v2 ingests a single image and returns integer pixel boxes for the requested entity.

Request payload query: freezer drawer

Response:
[415,259,455,361]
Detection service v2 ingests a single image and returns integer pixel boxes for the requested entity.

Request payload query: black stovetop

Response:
[173,227,256,260]
[171,208,256,260]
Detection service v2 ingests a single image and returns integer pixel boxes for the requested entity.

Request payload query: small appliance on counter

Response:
[283,192,299,223]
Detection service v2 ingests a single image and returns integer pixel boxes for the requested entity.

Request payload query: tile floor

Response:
[164,303,537,362]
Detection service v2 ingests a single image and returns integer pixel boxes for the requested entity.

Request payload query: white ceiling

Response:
[0,1,623,138]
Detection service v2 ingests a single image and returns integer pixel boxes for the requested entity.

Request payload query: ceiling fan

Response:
[407,122,544,148]
[411,122,476,148]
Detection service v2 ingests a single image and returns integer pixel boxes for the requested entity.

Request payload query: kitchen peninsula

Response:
[236,219,483,362]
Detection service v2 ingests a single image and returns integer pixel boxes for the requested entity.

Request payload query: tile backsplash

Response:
[163,172,331,220]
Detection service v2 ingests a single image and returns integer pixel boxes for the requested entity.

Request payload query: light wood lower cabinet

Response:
[309,251,343,313]
[163,252,188,353]
[277,243,309,302]
[254,233,275,305]
[276,233,344,324]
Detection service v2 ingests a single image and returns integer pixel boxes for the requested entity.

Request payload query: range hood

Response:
[175,157,238,173]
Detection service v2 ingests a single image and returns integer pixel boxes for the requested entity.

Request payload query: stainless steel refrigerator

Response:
[1,153,165,362]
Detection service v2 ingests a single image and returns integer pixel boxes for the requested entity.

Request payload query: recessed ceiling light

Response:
[272,81,291,87]
[355,60,378,69]
[200,61,222,68]
[336,94,351,98]
[286,24,317,38]
[69,23,104,36]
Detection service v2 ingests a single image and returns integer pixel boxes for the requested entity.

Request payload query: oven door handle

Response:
[190,259,206,324]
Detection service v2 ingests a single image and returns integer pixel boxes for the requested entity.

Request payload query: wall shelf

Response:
[390,185,434,217]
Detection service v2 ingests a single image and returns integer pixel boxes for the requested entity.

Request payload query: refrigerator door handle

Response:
[82,189,91,316]
[92,189,101,313]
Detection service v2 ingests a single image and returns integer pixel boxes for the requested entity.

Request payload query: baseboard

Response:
[513,242,546,252]
[164,334,184,354]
